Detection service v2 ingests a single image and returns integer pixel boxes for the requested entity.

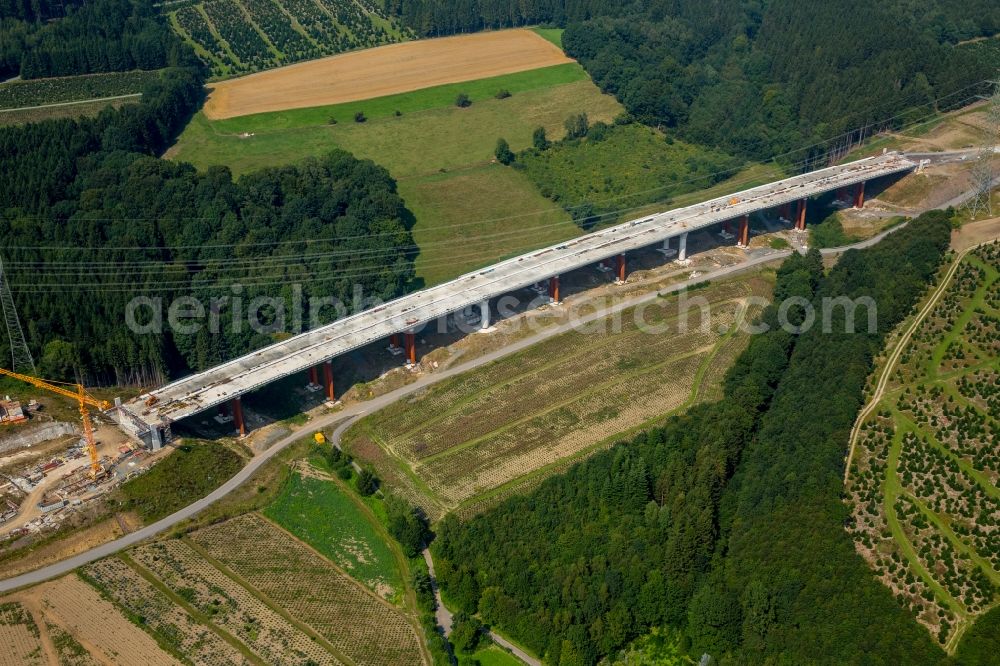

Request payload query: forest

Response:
[0,0,181,80]
[0,3,415,386]
[432,212,959,664]
[394,0,1000,164]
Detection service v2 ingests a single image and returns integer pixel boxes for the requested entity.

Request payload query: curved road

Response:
[0,215,943,593]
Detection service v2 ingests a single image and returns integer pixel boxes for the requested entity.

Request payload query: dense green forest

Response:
[0,0,181,80]
[0,5,415,385]
[394,0,1000,164]
[433,212,957,664]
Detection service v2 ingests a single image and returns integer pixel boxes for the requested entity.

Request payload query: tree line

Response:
[432,211,961,664]
[1,0,180,80]
[563,0,1000,165]
[0,15,416,386]
[390,0,1000,166]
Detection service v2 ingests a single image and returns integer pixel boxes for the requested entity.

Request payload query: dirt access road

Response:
[204,29,572,120]
[2,205,996,593]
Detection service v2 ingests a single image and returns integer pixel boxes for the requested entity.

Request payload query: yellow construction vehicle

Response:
[0,368,111,478]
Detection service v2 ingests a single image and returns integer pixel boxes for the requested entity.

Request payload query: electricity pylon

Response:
[0,254,35,373]
[964,81,1000,220]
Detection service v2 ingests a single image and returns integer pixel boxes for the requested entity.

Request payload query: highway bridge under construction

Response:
[118,151,916,446]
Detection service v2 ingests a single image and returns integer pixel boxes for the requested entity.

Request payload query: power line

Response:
[0,79,986,258]
[965,80,1000,220]
[0,84,986,296]
[0,255,36,373]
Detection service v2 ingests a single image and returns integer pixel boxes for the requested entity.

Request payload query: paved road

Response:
[421,548,541,666]
[0,212,961,593]
[0,249,789,593]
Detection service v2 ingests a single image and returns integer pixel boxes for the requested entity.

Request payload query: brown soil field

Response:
[203,29,573,119]
[11,575,181,666]
[953,216,1000,251]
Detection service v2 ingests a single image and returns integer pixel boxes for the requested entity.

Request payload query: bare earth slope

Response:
[204,29,573,119]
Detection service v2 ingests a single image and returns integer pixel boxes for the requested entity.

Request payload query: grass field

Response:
[518,123,737,226]
[400,165,578,284]
[846,242,1000,651]
[461,644,524,665]
[170,63,622,285]
[170,64,615,176]
[531,27,564,48]
[263,463,404,600]
[342,276,772,518]
[115,440,247,523]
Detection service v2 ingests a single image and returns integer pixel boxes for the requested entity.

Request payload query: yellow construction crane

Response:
[0,368,111,478]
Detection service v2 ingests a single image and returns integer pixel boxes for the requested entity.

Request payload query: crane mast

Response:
[0,368,111,478]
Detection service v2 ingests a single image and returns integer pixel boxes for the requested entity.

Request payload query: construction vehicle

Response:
[0,368,111,478]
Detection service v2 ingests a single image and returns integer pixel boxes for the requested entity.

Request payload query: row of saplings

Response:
[319,443,490,664]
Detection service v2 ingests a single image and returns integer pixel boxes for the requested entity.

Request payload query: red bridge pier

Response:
[322,360,335,401]
[405,331,417,366]
[795,199,807,231]
[231,396,245,437]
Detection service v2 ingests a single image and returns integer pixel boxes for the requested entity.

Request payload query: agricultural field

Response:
[130,539,339,665]
[83,557,253,665]
[0,602,45,666]
[169,0,410,78]
[518,122,738,227]
[0,69,158,126]
[0,97,139,126]
[846,241,1000,651]
[4,575,182,665]
[170,61,620,284]
[0,70,159,109]
[203,29,573,118]
[342,276,772,518]
[263,461,404,600]
[190,513,425,665]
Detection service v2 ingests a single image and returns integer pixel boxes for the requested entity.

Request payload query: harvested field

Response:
[190,513,425,666]
[24,575,181,665]
[44,621,100,666]
[204,29,573,119]
[344,277,770,515]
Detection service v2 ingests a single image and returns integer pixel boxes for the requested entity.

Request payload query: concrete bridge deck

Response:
[122,152,915,438]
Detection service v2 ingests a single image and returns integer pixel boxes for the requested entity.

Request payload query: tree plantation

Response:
[432,213,976,664]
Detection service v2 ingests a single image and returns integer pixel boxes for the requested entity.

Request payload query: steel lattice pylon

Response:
[0,255,35,373]
[964,81,1000,220]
